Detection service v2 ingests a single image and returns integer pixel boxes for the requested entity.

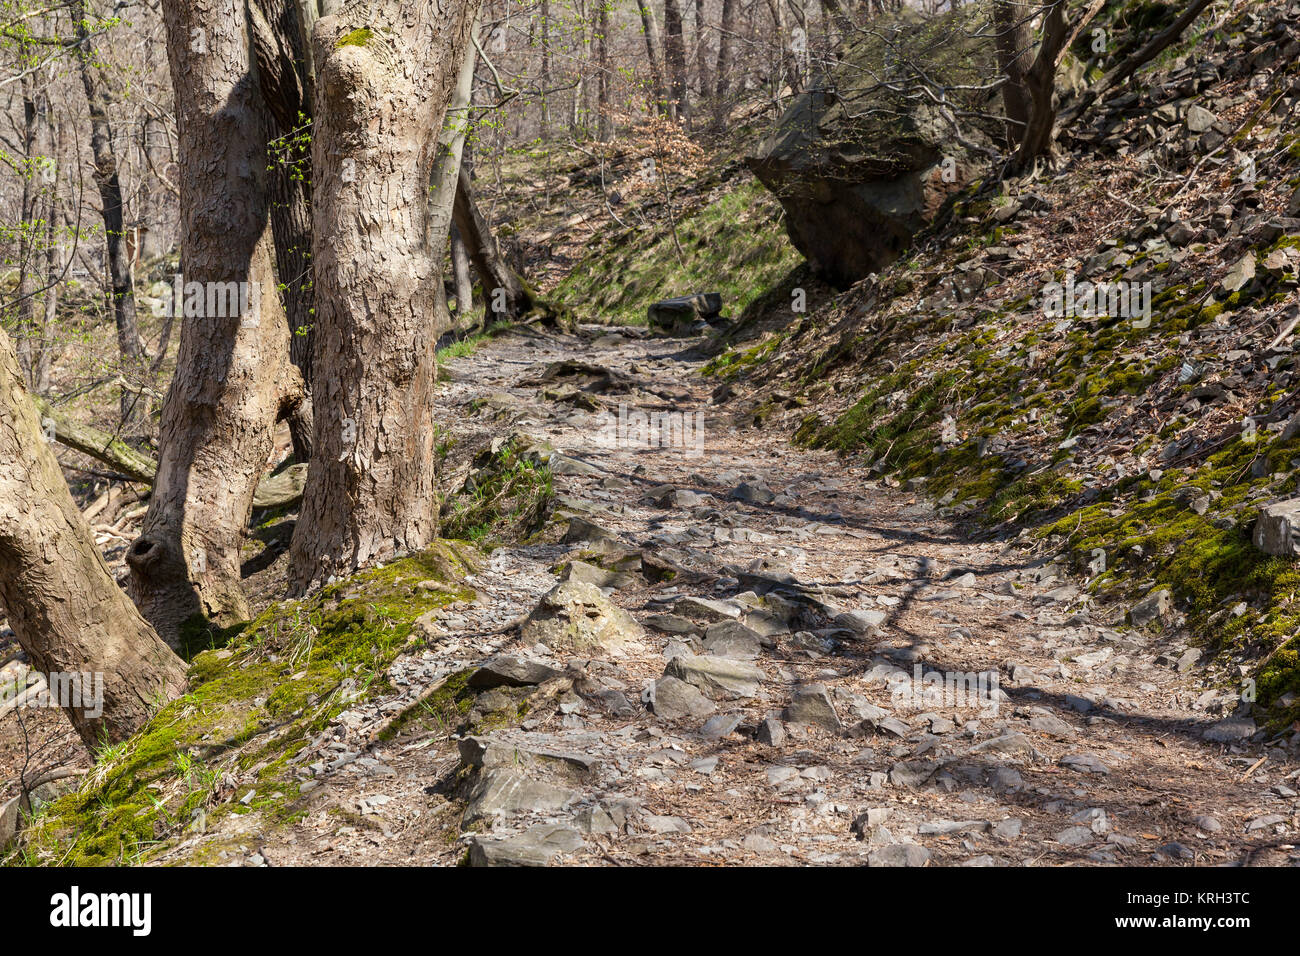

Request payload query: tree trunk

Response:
[453,167,551,324]
[0,326,187,749]
[993,0,1034,149]
[693,0,710,107]
[129,0,297,646]
[1008,0,1107,172]
[34,118,62,396]
[634,0,670,116]
[540,0,552,138]
[288,0,480,593]
[596,0,612,140]
[73,0,149,438]
[663,0,690,124]
[250,0,316,463]
[14,57,46,391]
[713,0,738,128]
[450,225,476,333]
[429,13,479,265]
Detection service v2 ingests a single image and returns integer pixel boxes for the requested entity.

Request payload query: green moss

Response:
[9,542,478,866]
[336,28,372,48]
[552,177,800,326]
[440,436,554,545]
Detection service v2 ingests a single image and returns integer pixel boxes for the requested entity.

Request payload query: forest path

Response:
[205,325,1299,867]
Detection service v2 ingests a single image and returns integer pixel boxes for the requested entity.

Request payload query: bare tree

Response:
[663,0,690,123]
[635,0,670,115]
[72,0,149,436]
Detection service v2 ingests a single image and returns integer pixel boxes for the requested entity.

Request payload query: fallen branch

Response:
[34,397,308,508]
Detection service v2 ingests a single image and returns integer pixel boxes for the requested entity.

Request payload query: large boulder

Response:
[746,9,1002,288]
[520,580,645,654]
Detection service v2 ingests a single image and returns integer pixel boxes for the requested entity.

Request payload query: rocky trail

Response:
[169,325,1299,867]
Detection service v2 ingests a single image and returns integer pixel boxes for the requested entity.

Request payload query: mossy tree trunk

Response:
[0,326,186,749]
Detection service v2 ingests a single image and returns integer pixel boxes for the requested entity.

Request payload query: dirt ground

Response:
[94,324,1295,866]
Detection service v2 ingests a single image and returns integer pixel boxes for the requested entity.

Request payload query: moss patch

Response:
[9,541,478,866]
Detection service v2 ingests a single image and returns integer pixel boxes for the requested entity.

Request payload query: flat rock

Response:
[461,768,579,824]
[1202,717,1255,742]
[663,654,765,699]
[867,843,931,867]
[783,683,842,732]
[469,655,563,690]
[673,596,743,623]
[1059,753,1111,775]
[467,824,585,866]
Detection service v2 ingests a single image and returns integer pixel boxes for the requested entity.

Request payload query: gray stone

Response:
[702,620,764,659]
[757,717,786,746]
[469,655,562,690]
[993,818,1023,840]
[1128,589,1172,627]
[468,824,585,866]
[1253,499,1300,557]
[521,580,645,654]
[889,759,941,788]
[461,769,579,824]
[651,676,718,721]
[1184,105,1217,133]
[1193,814,1222,833]
[643,613,698,635]
[562,516,625,552]
[730,482,776,504]
[560,559,636,589]
[1029,714,1076,739]
[867,843,932,867]
[643,813,693,834]
[673,596,743,623]
[1202,716,1255,742]
[783,683,842,732]
[1059,753,1111,775]
[1154,841,1194,860]
[647,293,723,331]
[663,654,765,699]
[835,608,887,635]
[700,713,744,739]
[1055,826,1094,846]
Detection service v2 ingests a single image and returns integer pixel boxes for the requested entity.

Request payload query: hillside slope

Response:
[708,0,1300,735]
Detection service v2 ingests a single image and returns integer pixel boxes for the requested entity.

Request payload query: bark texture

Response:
[129,0,295,645]
[0,327,186,749]
[993,0,1034,148]
[289,0,479,592]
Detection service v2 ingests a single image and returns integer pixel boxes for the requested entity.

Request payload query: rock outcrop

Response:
[747,9,1002,288]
